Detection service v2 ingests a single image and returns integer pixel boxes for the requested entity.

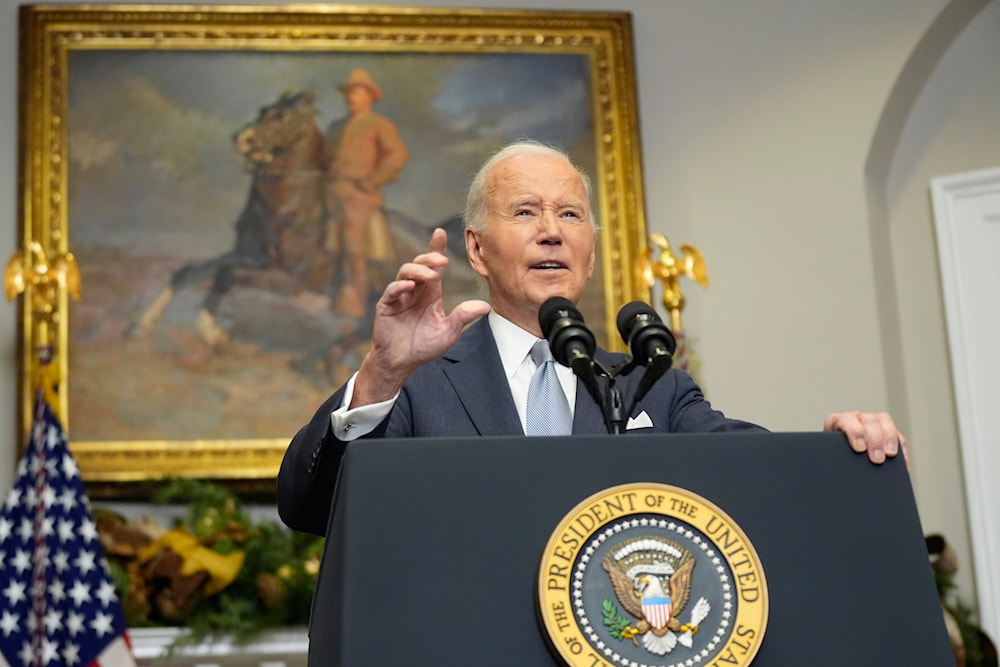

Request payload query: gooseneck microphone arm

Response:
[603,376,626,435]
[616,301,677,416]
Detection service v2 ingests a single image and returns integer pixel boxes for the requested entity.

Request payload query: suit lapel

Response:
[440,320,633,436]
[441,318,524,436]
[572,382,609,434]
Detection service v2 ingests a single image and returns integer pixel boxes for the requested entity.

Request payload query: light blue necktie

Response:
[525,340,573,436]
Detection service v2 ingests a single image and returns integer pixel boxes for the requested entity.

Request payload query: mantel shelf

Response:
[130,627,308,666]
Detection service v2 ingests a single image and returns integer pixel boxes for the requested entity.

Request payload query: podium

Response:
[309,432,952,666]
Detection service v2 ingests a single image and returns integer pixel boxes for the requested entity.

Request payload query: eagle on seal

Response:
[601,536,708,655]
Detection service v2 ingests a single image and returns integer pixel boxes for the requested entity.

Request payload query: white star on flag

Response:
[0,392,136,667]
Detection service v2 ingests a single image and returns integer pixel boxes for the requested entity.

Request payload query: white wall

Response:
[888,0,1000,621]
[0,0,21,487]
[2,0,996,610]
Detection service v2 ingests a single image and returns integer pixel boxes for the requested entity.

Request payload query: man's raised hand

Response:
[351,228,490,407]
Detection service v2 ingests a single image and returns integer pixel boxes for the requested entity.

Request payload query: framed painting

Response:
[15,4,650,495]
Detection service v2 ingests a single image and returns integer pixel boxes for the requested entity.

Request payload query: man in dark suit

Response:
[277,139,907,537]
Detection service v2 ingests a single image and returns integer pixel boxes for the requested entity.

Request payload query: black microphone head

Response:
[538,296,596,366]
[538,296,582,340]
[616,301,659,341]
[616,301,676,365]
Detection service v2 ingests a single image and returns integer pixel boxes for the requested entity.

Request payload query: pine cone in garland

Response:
[256,571,286,611]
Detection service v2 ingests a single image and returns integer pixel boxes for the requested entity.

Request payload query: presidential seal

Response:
[537,483,768,667]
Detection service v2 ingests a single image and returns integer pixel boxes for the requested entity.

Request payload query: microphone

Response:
[617,301,676,368]
[538,296,597,368]
[538,296,603,416]
[616,301,676,409]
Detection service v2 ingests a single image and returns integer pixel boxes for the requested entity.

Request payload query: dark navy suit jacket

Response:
[277,317,764,535]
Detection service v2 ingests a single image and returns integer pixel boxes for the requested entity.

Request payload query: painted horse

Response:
[128,89,334,346]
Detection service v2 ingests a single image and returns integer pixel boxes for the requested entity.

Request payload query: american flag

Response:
[0,393,136,667]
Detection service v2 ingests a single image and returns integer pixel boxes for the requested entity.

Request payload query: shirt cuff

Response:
[329,372,399,441]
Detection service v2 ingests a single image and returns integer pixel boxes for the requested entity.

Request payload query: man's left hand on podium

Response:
[823,411,910,470]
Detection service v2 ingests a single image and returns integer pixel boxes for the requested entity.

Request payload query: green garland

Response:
[98,478,324,644]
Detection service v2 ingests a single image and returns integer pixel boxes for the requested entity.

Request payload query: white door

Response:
[931,166,1000,643]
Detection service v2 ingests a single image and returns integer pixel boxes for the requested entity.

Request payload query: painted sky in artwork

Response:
[66,50,595,256]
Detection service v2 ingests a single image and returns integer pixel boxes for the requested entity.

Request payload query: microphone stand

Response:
[604,375,626,434]
[583,358,633,435]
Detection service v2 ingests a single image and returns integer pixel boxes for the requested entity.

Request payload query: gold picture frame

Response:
[16,4,650,495]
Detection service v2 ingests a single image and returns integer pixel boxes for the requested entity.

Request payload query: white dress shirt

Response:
[489,312,577,432]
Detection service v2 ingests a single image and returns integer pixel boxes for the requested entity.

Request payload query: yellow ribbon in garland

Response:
[140,527,245,596]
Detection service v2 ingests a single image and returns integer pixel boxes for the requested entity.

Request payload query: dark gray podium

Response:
[308,432,952,666]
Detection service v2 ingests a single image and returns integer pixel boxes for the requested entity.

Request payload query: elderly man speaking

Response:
[278,139,907,537]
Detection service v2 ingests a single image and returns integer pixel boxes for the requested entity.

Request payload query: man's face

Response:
[465,153,597,335]
[345,85,374,113]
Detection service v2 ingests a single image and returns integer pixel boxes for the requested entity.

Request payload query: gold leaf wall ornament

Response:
[6,241,82,409]
[5,240,81,323]
[635,233,709,381]
[635,232,707,334]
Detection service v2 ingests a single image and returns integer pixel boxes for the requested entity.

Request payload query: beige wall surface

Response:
[2,0,996,606]
[886,0,1000,611]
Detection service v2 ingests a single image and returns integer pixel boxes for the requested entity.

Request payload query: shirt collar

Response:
[488,311,542,380]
